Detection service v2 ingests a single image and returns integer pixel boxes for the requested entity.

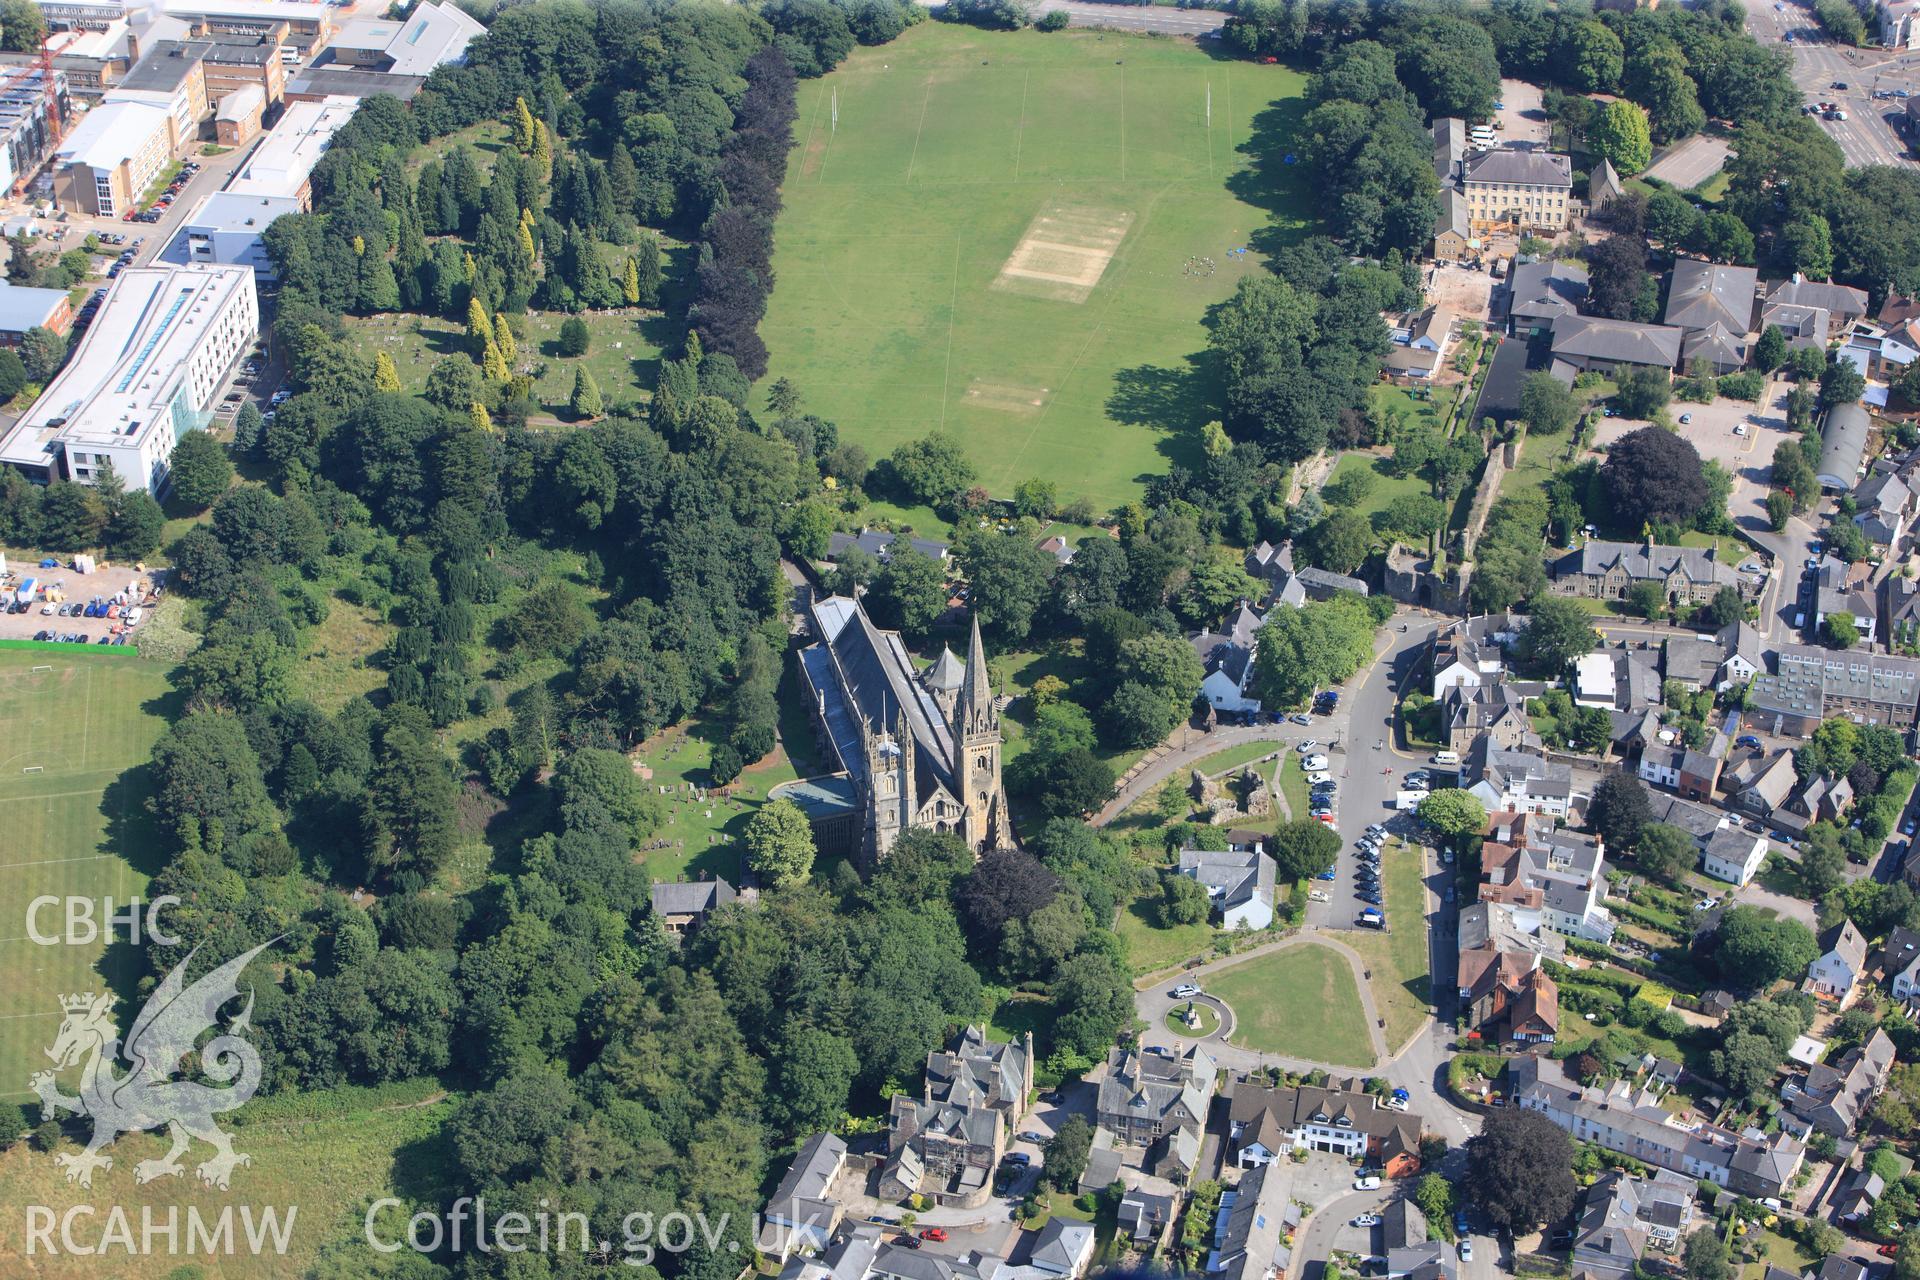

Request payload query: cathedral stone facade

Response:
[791,594,1008,866]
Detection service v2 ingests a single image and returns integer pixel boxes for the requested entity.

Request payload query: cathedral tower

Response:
[952,615,1006,852]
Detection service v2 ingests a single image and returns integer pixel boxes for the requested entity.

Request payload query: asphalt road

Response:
[1748,0,1919,169]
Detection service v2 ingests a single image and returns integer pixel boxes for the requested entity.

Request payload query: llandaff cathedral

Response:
[791,594,1009,866]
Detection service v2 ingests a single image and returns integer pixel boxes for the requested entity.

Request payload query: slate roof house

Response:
[1664,622,1762,692]
[1380,1198,1458,1280]
[1511,1054,1805,1196]
[1851,467,1920,546]
[1244,541,1310,608]
[1442,681,1540,754]
[1550,314,1685,375]
[1463,148,1572,234]
[1550,538,1748,607]
[1571,1171,1696,1274]
[1095,1043,1215,1182]
[1725,750,1799,824]
[758,1133,849,1259]
[1207,1160,1296,1280]
[827,529,950,564]
[1192,601,1267,718]
[881,1026,1031,1208]
[1429,614,1524,697]
[1767,276,1870,329]
[1458,943,1561,1044]
[1781,1029,1896,1135]
[651,877,737,937]
[1807,919,1870,1004]
[1463,739,1579,817]
[1179,844,1279,931]
[1506,259,1590,334]
[1664,259,1758,375]
[1026,1220,1097,1280]
[1226,1077,1424,1175]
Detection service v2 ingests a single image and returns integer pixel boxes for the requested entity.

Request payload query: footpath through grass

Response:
[0,651,175,1101]
[760,22,1314,510]
[1209,942,1375,1067]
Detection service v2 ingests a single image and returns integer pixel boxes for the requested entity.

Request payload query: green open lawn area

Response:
[1342,838,1432,1052]
[759,22,1314,510]
[1275,749,1311,818]
[0,651,176,1103]
[345,307,670,423]
[1191,738,1284,777]
[1367,381,1457,436]
[1323,451,1443,543]
[1117,896,1216,976]
[0,1077,457,1278]
[1209,942,1374,1067]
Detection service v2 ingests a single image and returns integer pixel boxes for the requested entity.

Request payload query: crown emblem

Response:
[59,992,100,1013]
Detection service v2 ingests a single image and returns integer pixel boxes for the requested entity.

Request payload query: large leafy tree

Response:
[1417,790,1487,841]
[1588,771,1653,851]
[1601,427,1709,528]
[1588,100,1653,176]
[1463,1108,1576,1232]
[1523,597,1599,673]
[1714,906,1819,988]
[744,798,817,890]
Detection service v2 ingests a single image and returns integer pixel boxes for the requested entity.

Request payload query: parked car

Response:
[1288,713,1312,725]
[1458,1242,1473,1262]
[1351,1214,1380,1227]
[1296,740,1320,753]
[919,1229,947,1243]
[1304,754,1329,771]
[1354,1176,1380,1190]
[1004,1152,1030,1167]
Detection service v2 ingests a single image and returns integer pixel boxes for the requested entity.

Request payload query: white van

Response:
[1431,751,1460,767]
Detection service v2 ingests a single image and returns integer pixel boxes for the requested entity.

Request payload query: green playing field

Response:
[0,651,174,1103]
[758,22,1312,511]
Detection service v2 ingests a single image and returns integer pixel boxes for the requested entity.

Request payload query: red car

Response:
[920,1229,947,1243]
[1880,1245,1900,1258]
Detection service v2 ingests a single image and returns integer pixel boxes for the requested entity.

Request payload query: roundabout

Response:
[1163,994,1230,1041]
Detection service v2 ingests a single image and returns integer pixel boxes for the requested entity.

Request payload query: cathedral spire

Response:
[960,613,993,731]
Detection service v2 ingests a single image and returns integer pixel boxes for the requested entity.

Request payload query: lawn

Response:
[0,650,176,1103]
[0,1076,457,1279]
[1117,896,1216,976]
[345,306,672,423]
[1191,738,1284,778]
[1208,942,1375,1067]
[1323,451,1439,544]
[1367,381,1458,437]
[1342,838,1432,1052]
[629,707,816,886]
[1275,752,1311,819]
[759,22,1315,510]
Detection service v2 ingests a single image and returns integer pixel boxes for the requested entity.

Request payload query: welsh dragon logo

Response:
[29,941,275,1191]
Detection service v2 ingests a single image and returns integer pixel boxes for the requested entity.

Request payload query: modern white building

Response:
[1700,826,1768,887]
[221,92,355,204]
[0,262,257,493]
[182,190,300,275]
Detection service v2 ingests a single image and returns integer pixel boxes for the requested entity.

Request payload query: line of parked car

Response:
[125,161,200,222]
[32,630,132,645]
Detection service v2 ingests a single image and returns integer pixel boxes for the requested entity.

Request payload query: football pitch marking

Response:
[991,202,1133,304]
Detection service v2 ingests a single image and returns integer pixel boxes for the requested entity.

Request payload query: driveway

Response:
[1496,79,1549,149]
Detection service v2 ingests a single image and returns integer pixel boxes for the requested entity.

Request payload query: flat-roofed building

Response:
[222,92,352,204]
[215,79,263,142]
[35,0,131,28]
[0,262,257,493]
[102,39,210,150]
[50,98,171,216]
[200,38,286,107]
[181,190,298,274]
[324,2,482,75]
[0,23,138,97]
[162,0,332,50]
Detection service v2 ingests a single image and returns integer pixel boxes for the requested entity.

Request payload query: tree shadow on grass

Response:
[1107,351,1219,479]
[1225,98,1318,262]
